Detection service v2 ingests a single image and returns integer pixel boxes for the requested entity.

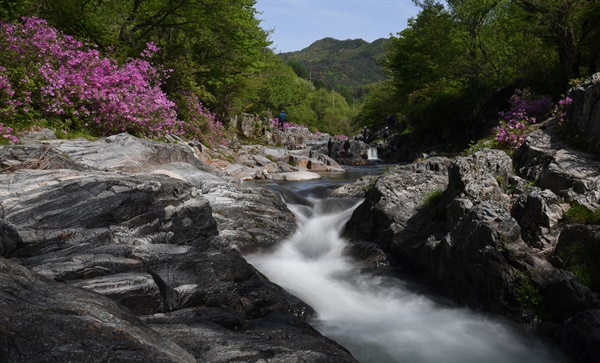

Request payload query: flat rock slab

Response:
[272,171,322,181]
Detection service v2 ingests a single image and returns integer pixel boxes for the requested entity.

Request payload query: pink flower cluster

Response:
[0,17,178,138]
[178,93,230,148]
[495,89,552,149]
[269,118,304,131]
[498,89,552,122]
[552,96,573,123]
[0,123,19,144]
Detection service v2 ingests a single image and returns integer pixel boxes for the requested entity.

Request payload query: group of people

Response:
[327,137,351,157]
[277,109,395,158]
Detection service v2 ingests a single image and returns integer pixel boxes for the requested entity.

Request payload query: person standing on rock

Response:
[343,138,350,155]
[328,137,333,157]
[279,110,287,130]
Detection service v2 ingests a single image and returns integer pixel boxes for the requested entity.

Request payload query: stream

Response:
[246,168,569,363]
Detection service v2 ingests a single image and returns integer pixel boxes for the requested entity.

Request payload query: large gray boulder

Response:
[567,72,600,141]
[513,123,600,209]
[0,257,196,363]
[343,158,450,267]
[511,186,567,250]
[558,309,600,362]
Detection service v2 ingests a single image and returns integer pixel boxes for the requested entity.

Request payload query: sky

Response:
[254,0,421,53]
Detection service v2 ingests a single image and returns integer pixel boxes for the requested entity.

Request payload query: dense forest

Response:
[279,37,389,101]
[1,0,599,147]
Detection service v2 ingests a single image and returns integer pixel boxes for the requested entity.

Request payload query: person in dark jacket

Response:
[279,110,287,130]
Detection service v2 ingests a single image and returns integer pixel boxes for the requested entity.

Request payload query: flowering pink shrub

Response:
[177,93,230,148]
[495,89,552,149]
[0,17,178,138]
[269,117,306,131]
[498,89,552,122]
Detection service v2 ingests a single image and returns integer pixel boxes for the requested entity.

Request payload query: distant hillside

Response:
[279,37,389,90]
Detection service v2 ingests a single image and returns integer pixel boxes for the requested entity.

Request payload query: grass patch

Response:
[362,176,379,193]
[463,137,498,156]
[564,203,600,224]
[557,242,600,292]
[423,189,444,206]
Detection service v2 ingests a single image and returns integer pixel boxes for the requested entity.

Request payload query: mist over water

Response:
[246,190,568,363]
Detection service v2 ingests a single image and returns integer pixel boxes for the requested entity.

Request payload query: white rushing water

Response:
[367,146,378,160]
[246,194,567,363]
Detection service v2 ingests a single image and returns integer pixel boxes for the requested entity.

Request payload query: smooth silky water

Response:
[247,168,569,363]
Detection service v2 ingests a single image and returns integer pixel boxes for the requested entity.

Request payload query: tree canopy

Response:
[2,0,598,145]
[380,0,599,140]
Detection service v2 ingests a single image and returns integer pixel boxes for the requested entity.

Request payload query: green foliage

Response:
[495,175,504,187]
[286,59,309,80]
[3,0,271,117]
[383,0,572,141]
[463,137,497,156]
[353,80,401,130]
[279,38,388,90]
[565,203,600,225]
[423,189,444,206]
[515,0,600,83]
[4,0,596,149]
[557,242,600,292]
[515,273,543,313]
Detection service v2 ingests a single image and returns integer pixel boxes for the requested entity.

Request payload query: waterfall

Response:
[367,145,378,160]
[246,190,566,363]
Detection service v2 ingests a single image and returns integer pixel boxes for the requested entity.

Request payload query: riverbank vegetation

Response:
[378,0,599,145]
[1,0,599,149]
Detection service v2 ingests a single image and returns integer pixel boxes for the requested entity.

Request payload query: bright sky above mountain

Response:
[255,0,421,53]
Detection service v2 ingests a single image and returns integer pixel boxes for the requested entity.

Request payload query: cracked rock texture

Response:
[342,128,600,362]
[0,135,356,362]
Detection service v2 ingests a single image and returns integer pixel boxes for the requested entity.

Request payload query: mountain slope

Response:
[279,37,389,89]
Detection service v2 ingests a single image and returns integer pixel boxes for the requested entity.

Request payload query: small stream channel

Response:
[246,166,569,363]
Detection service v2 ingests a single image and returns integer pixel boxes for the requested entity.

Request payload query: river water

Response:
[246,167,569,363]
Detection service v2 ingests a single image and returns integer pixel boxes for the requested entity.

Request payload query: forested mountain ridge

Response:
[279,37,389,89]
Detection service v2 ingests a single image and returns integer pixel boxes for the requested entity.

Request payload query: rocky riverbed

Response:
[338,120,600,362]
[1,75,599,362]
[0,133,358,362]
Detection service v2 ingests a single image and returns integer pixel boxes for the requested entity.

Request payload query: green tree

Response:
[384,0,561,139]
[287,59,309,79]
[515,0,600,83]
[1,0,271,118]
[385,0,467,135]
[354,80,400,130]
[311,88,354,136]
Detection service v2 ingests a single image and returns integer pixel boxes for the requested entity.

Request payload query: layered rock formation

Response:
[0,135,356,362]
[342,123,600,361]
